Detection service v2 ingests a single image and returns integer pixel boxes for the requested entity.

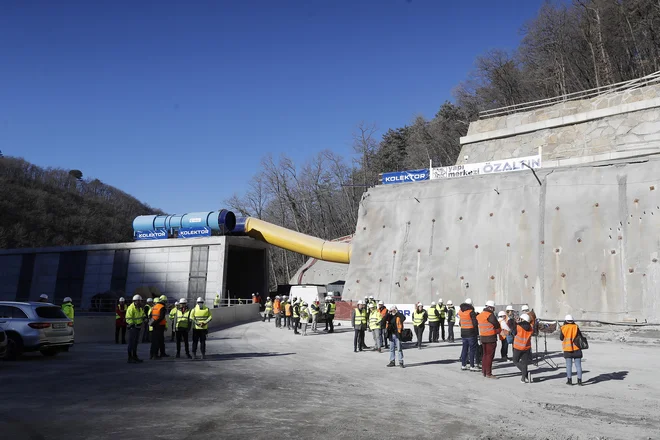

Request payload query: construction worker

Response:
[292,299,301,335]
[61,297,74,322]
[560,315,584,386]
[427,301,440,343]
[368,295,376,308]
[115,297,128,344]
[378,301,389,348]
[191,297,212,359]
[175,298,192,359]
[446,300,456,342]
[252,293,257,304]
[505,305,516,350]
[412,302,428,349]
[323,297,331,331]
[284,297,293,330]
[498,311,511,361]
[280,296,288,329]
[512,313,533,383]
[310,300,320,332]
[477,300,501,379]
[273,296,282,328]
[263,297,273,322]
[326,295,336,333]
[169,300,179,342]
[352,300,367,352]
[38,294,49,303]
[459,298,480,372]
[213,293,220,308]
[368,302,383,352]
[149,296,168,360]
[521,304,537,334]
[126,295,145,363]
[142,297,153,343]
[436,298,447,341]
[386,306,405,368]
[300,302,310,336]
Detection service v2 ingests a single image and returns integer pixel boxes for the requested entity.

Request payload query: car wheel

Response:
[40,348,58,357]
[3,334,22,361]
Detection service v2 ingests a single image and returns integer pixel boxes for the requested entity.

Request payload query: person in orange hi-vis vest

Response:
[560,315,584,386]
[512,313,534,383]
[273,296,282,328]
[458,299,479,371]
[477,300,501,379]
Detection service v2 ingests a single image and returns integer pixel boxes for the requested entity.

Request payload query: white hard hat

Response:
[505,305,514,311]
[521,304,530,311]
[276,295,280,299]
[368,303,375,308]
[146,298,153,303]
[498,311,506,317]
[63,297,72,303]
[446,300,453,305]
[520,313,530,322]
[417,302,423,307]
[389,305,398,311]
[430,301,436,306]
[179,298,187,304]
[267,297,271,300]
[196,297,204,303]
[438,298,443,303]
[357,300,364,305]
[485,300,495,308]
[133,295,142,301]
[465,298,472,305]
[378,301,384,305]
[40,294,49,300]
[174,300,179,305]
[369,295,374,299]
[252,293,256,296]
[565,314,574,322]
[119,297,125,302]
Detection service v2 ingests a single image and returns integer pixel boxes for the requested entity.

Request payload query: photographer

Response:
[511,313,533,383]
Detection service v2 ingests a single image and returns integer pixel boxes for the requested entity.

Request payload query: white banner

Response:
[430,154,542,180]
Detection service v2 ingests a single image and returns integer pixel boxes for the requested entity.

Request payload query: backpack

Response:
[401,328,413,342]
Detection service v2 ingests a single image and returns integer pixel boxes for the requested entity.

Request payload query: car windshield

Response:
[35,306,68,319]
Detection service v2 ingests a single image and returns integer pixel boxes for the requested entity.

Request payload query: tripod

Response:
[534,330,558,369]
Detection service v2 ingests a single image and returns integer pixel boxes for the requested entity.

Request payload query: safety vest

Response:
[436,304,446,319]
[144,304,151,320]
[61,303,74,322]
[300,307,309,321]
[265,300,273,312]
[176,309,192,330]
[311,304,319,315]
[477,311,496,337]
[285,303,292,317]
[116,303,127,321]
[151,303,166,326]
[354,308,367,325]
[369,309,382,330]
[169,307,177,320]
[446,307,456,322]
[427,307,439,323]
[328,303,336,315]
[125,303,145,326]
[561,323,580,352]
[458,309,474,329]
[214,295,220,306]
[191,305,212,330]
[273,300,281,314]
[513,325,533,351]
[293,304,300,319]
[413,310,425,326]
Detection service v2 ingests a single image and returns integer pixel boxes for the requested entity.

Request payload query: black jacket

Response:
[459,303,478,338]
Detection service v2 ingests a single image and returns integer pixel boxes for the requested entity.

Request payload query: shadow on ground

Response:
[200,352,296,362]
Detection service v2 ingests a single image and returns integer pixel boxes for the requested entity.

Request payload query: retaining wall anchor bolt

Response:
[460,276,464,280]
[459,216,463,220]
[363,227,366,230]
[643,274,647,277]
[629,268,634,273]
[445,247,450,251]
[382,225,386,228]
[555,248,560,253]
[379,278,382,282]
[577,238,582,243]
[489,213,493,217]
[506,243,510,247]
[524,275,529,279]
[556,206,560,210]
[490,275,495,280]
[417,249,421,253]
[595,203,599,207]
[393,250,396,254]
[368,252,372,256]
[601,272,606,277]
[404,277,408,281]
[541,240,545,244]
[611,250,616,254]
[432,219,435,222]
[521,209,525,214]
[650,186,655,191]
[356,280,360,283]
[561,273,566,278]
[653,259,658,263]
[475,245,479,249]
[618,236,623,240]
[431,277,434,281]
[407,221,411,225]
[634,199,639,203]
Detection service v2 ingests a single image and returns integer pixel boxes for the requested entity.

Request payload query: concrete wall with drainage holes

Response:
[343,155,660,323]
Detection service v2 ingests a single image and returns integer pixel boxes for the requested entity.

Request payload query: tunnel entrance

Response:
[225,240,268,303]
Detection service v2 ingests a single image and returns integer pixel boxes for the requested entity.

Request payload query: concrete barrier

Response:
[72,304,261,343]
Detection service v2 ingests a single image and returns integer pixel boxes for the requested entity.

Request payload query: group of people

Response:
[261,294,336,335]
[115,295,213,363]
[36,294,75,322]
[347,297,585,384]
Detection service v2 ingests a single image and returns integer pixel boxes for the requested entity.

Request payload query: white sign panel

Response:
[430,154,542,180]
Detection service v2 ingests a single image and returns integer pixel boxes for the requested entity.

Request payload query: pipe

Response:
[241,217,351,264]
[132,210,236,235]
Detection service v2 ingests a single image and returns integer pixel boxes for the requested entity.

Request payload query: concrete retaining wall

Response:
[344,154,660,323]
[72,304,261,343]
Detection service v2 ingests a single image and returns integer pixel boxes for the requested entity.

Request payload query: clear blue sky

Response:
[1,0,546,214]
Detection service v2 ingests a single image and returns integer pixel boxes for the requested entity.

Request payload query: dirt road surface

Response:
[1,320,658,440]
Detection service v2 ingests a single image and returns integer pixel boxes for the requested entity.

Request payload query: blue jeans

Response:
[389,333,403,363]
[566,358,582,380]
[461,336,477,367]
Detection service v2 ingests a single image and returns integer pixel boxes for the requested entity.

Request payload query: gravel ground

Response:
[0,321,658,440]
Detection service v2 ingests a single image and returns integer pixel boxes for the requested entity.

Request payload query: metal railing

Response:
[479,70,660,119]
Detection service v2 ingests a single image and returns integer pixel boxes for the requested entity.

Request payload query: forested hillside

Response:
[0,155,161,248]
[228,0,660,287]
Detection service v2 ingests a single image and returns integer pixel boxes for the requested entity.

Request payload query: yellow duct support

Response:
[243,218,351,264]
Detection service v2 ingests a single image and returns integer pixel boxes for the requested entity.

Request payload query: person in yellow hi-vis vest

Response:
[126,295,145,364]
[169,300,179,342]
[191,297,212,360]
